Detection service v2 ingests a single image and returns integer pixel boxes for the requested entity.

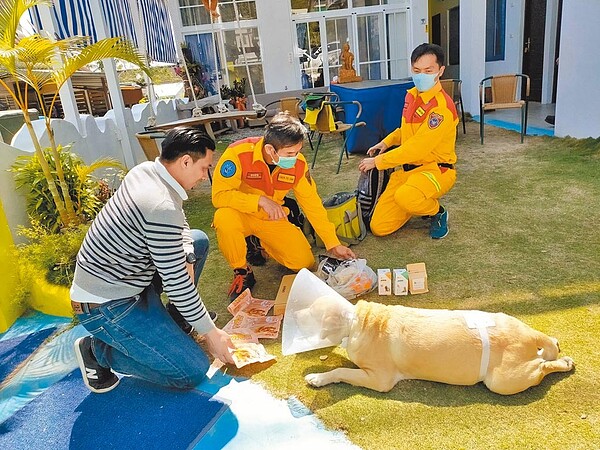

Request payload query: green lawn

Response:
[185,122,600,450]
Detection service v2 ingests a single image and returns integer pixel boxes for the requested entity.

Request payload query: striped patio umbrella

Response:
[28,0,177,64]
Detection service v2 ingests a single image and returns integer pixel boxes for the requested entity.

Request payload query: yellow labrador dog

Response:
[304,299,574,395]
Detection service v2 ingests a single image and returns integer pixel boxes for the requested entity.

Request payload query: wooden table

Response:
[149,110,258,141]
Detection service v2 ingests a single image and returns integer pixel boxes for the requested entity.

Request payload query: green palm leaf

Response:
[0,0,52,47]
[54,37,151,87]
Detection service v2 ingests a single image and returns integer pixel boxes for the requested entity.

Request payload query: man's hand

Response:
[258,196,286,220]
[358,157,377,173]
[204,328,235,364]
[186,263,194,282]
[367,141,388,156]
[329,245,356,260]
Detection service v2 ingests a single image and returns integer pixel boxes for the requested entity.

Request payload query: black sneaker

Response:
[167,302,218,334]
[227,266,256,302]
[245,235,267,266]
[74,336,119,394]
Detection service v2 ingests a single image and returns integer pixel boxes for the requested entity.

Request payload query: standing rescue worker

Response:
[212,112,355,301]
[359,43,458,239]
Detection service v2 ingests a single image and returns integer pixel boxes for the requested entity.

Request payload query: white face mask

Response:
[412,72,439,92]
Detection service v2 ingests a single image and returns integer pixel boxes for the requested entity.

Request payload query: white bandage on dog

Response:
[463,311,496,381]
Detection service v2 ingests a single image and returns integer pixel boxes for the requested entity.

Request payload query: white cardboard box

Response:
[377,268,392,295]
[393,268,409,295]
[274,274,296,316]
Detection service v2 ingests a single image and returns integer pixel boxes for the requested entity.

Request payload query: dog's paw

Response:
[562,356,575,370]
[305,372,329,387]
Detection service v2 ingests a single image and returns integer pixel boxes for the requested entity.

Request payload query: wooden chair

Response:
[440,79,466,134]
[263,96,303,119]
[135,131,165,160]
[479,74,530,144]
[306,93,366,174]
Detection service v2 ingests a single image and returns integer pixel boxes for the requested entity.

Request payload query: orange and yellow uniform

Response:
[212,137,340,270]
[371,82,458,236]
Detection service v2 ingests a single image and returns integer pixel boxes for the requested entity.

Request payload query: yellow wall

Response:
[0,201,25,333]
[428,0,460,42]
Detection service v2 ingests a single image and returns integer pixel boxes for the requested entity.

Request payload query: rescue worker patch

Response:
[277,173,296,184]
[416,106,426,117]
[220,160,236,178]
[246,172,262,180]
[428,112,444,129]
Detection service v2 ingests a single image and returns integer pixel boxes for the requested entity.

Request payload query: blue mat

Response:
[0,371,230,450]
[0,327,57,382]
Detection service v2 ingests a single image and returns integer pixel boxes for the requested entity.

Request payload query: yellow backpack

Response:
[315,192,367,247]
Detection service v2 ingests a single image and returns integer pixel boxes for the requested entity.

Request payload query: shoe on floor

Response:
[227,266,256,302]
[430,207,449,239]
[246,235,267,266]
[74,336,120,394]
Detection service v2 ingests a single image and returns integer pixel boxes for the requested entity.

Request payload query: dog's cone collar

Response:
[282,268,355,355]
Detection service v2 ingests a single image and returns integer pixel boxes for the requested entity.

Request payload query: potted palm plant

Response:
[0,0,150,231]
[221,78,247,127]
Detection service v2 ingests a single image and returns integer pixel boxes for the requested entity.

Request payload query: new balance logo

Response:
[86,368,99,380]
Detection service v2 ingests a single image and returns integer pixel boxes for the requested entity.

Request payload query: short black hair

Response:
[160,127,215,162]
[411,43,445,67]
[263,112,306,150]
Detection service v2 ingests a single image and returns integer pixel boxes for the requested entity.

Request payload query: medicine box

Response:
[377,268,392,295]
[393,268,409,295]
[274,274,296,316]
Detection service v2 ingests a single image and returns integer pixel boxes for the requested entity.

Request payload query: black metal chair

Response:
[479,73,530,144]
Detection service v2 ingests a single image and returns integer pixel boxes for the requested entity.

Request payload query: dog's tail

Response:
[536,333,560,361]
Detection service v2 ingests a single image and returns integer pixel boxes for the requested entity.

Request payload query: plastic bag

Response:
[316,256,377,300]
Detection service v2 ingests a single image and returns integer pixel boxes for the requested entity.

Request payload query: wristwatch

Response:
[185,253,197,264]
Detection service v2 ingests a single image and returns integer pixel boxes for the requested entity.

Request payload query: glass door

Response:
[295,16,351,88]
[385,10,410,79]
[295,20,325,88]
[357,10,410,80]
[325,17,350,83]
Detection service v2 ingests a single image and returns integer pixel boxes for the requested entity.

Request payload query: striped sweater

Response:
[70,159,215,334]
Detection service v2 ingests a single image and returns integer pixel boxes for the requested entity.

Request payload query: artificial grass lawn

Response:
[186,122,600,449]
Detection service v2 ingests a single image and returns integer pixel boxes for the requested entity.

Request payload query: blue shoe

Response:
[430,208,449,239]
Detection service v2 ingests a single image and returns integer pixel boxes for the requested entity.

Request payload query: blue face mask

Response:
[275,154,297,169]
[412,72,439,92]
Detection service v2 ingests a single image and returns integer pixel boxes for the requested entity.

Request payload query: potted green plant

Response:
[10,145,124,317]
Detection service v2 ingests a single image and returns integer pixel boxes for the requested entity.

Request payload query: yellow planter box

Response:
[0,201,25,333]
[29,275,73,318]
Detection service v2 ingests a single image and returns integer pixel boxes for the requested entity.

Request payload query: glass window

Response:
[357,14,382,80]
[223,27,264,94]
[290,1,347,14]
[179,0,256,26]
[219,1,257,23]
[296,21,324,88]
[353,0,385,6]
[486,0,506,61]
[326,18,349,82]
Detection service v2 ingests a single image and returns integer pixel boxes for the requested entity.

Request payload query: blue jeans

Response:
[76,230,211,389]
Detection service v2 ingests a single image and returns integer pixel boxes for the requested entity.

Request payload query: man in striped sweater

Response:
[71,128,234,393]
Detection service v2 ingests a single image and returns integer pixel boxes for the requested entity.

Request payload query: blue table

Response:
[330,79,413,153]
